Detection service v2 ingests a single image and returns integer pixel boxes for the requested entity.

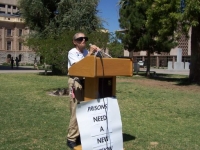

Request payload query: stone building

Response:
[0,0,38,64]
[122,28,191,68]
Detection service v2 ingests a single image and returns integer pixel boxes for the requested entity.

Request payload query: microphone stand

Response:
[89,44,112,58]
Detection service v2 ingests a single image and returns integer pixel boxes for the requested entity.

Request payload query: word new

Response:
[97,136,109,144]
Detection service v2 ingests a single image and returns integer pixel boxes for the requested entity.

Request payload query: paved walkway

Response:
[0,65,189,75]
[0,65,48,74]
[139,68,189,76]
[134,68,189,76]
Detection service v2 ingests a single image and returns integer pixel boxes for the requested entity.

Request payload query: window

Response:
[13,6,16,9]
[7,29,12,36]
[0,4,5,8]
[8,5,11,9]
[19,42,22,50]
[7,41,11,50]
[19,29,22,36]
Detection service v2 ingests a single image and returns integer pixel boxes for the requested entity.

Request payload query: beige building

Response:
[0,0,37,64]
[123,29,191,68]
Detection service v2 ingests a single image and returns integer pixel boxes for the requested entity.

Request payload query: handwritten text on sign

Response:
[76,97,123,150]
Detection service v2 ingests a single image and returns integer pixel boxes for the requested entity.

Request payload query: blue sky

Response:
[97,0,121,33]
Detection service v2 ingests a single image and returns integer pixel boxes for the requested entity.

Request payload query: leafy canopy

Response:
[18,0,110,74]
[118,0,181,53]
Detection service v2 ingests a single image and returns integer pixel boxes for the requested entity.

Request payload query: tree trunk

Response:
[146,49,151,76]
[129,50,133,58]
[189,21,200,84]
[128,50,134,75]
[129,50,134,65]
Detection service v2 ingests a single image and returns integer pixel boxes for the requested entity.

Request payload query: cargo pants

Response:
[67,77,84,142]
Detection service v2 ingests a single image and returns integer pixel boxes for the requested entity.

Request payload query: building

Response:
[0,0,37,64]
[122,29,191,68]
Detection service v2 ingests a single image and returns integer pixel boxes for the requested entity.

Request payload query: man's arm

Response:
[68,51,81,66]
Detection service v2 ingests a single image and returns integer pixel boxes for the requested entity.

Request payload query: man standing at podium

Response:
[67,32,99,149]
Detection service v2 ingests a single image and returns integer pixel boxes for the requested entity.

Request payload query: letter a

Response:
[100,126,104,132]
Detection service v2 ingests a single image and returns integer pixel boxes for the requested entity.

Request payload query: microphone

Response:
[89,43,112,58]
[89,43,101,51]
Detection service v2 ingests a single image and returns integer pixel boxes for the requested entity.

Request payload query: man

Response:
[15,57,19,69]
[34,58,39,70]
[10,57,14,69]
[67,32,99,149]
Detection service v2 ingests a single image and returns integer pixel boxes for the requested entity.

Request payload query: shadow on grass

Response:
[123,133,136,142]
[38,72,53,76]
[135,72,198,86]
[150,74,191,86]
[38,72,67,76]
[0,65,35,70]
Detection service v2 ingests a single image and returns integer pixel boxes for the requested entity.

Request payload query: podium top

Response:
[68,56,133,77]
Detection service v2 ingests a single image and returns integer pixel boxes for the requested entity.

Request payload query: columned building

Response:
[0,0,37,64]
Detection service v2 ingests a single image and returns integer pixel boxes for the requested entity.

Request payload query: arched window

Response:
[19,54,22,62]
[7,54,11,63]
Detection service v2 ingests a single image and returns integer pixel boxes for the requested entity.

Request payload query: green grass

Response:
[0,73,200,150]
[117,75,200,150]
[0,74,68,150]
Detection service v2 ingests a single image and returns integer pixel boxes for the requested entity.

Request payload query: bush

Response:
[26,30,109,75]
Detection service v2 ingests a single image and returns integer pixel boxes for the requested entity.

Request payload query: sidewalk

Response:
[0,65,49,74]
[1,65,189,75]
[139,68,189,76]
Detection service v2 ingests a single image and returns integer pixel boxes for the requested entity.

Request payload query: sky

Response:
[97,0,121,33]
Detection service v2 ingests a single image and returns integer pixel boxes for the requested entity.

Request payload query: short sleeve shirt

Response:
[68,48,88,69]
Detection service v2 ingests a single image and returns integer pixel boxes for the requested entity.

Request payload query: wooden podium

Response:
[68,56,133,150]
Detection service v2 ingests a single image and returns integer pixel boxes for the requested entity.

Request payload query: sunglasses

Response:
[75,37,88,42]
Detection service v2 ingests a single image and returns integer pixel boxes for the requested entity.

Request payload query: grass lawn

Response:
[0,73,199,150]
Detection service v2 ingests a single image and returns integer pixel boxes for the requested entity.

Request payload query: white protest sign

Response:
[76,97,123,150]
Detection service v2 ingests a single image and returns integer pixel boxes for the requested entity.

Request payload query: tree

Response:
[57,0,102,31]
[18,0,109,74]
[190,23,200,84]
[118,0,200,83]
[25,30,109,74]
[18,0,102,33]
[25,31,75,74]
[181,0,200,84]
[18,0,60,32]
[118,0,178,75]
[144,0,200,84]
[107,32,124,58]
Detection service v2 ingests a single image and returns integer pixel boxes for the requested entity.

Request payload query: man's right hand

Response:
[88,44,100,56]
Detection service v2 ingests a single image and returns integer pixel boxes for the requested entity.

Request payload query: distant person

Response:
[34,58,39,70]
[11,57,14,69]
[188,61,191,70]
[15,57,19,69]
